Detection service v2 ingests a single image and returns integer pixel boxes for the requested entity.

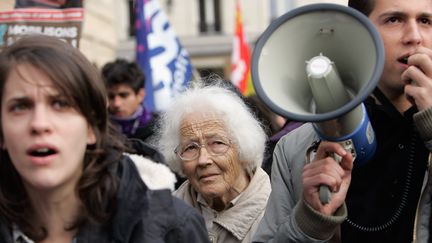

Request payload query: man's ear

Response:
[138,88,145,103]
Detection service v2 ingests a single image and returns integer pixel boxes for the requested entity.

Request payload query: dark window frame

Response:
[198,0,221,34]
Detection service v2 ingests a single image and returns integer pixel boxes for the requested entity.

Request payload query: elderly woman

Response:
[157,80,271,243]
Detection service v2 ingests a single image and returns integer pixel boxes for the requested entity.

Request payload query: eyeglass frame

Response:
[174,137,232,161]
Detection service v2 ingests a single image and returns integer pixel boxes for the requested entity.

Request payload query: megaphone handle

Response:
[306,139,356,204]
[319,185,332,204]
[319,152,342,205]
[317,140,355,204]
[305,143,335,205]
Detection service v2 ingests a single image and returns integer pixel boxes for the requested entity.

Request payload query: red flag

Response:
[231,0,254,96]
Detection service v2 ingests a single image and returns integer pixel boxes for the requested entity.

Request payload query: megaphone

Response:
[251,4,384,203]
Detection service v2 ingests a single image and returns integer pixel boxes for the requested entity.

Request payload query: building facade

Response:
[115,0,347,79]
[1,0,347,78]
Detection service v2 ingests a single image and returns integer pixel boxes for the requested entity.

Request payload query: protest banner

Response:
[0,7,84,51]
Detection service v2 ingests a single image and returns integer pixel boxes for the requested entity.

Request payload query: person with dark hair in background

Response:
[244,94,302,176]
[101,59,158,142]
[157,79,271,243]
[0,35,209,243]
[244,94,287,139]
[253,0,432,242]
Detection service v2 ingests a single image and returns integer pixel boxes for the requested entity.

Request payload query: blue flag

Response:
[135,0,193,112]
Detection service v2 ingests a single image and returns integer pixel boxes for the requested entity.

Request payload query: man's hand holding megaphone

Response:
[402,46,432,112]
[302,141,354,215]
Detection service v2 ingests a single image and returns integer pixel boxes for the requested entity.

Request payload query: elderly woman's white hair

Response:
[157,79,267,177]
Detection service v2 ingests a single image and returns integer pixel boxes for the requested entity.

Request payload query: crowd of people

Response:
[0,0,431,242]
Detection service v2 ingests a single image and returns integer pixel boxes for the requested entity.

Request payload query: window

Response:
[198,0,221,33]
[128,0,135,36]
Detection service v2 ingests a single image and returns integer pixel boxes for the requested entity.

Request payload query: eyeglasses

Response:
[174,137,231,161]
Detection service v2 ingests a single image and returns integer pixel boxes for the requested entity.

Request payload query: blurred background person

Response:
[101,58,158,142]
[244,94,286,138]
[244,94,302,176]
[157,80,271,243]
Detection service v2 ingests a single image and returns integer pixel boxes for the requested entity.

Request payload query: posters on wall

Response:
[15,0,82,9]
[0,0,84,51]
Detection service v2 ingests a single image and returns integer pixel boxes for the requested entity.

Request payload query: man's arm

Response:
[253,124,350,243]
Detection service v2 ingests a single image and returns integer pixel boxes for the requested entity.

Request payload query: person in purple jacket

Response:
[102,59,158,142]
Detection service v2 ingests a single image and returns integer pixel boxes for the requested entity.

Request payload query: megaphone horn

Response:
[251,3,385,204]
